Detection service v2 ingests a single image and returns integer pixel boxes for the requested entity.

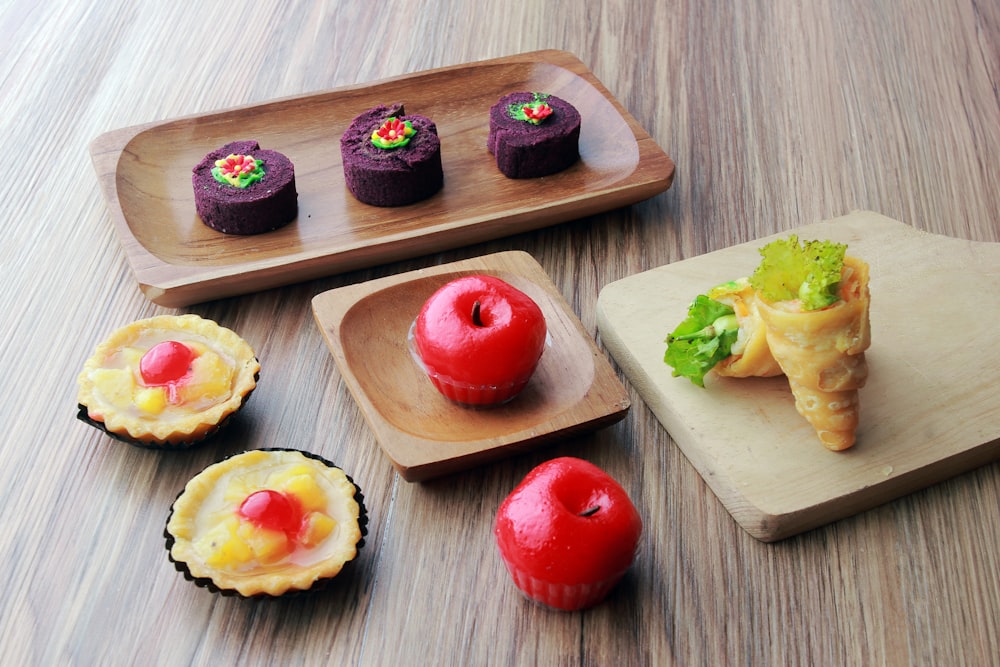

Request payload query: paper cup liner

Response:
[498,551,628,611]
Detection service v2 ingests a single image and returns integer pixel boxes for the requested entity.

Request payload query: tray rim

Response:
[311,249,631,482]
[90,49,675,307]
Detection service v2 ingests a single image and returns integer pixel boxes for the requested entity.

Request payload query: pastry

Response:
[165,448,367,598]
[340,103,443,206]
[664,235,871,451]
[664,277,782,385]
[486,92,581,178]
[709,280,784,378]
[76,314,259,448]
[192,140,297,235]
[753,250,871,450]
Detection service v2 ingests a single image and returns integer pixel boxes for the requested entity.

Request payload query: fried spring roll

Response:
[708,280,783,379]
[755,256,871,450]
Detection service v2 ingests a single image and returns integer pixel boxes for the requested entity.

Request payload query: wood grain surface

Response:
[2,1,999,665]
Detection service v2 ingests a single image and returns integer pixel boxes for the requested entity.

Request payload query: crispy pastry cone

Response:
[755,256,871,450]
[708,281,783,379]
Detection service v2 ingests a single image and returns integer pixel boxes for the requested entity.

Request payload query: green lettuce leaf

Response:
[664,295,740,387]
[749,235,846,310]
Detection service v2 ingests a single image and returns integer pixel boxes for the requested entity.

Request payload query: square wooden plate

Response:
[89,50,674,307]
[596,211,1000,541]
[312,251,630,481]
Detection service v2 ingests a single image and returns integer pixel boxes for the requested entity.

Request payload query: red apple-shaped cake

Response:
[494,457,642,611]
[411,275,547,405]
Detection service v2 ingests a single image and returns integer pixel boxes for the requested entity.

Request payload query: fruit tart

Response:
[164,448,368,598]
[76,314,260,448]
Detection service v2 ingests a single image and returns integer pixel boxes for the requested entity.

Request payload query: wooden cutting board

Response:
[596,211,1000,541]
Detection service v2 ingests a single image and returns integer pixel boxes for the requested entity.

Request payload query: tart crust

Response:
[164,449,367,598]
[76,314,259,448]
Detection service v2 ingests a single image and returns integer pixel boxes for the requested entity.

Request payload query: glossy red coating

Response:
[238,489,302,534]
[413,275,546,388]
[494,457,642,589]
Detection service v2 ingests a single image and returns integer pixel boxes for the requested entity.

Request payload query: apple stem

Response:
[579,505,601,517]
[472,300,483,326]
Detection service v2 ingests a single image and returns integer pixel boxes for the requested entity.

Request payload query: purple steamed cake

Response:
[340,103,443,207]
[192,140,297,235]
[487,92,581,179]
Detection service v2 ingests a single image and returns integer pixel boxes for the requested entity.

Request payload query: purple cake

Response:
[340,103,443,207]
[487,92,581,179]
[192,140,297,235]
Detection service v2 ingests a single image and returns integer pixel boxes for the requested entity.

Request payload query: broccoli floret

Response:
[749,235,846,310]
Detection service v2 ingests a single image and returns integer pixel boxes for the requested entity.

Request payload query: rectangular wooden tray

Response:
[596,211,1000,541]
[89,50,674,307]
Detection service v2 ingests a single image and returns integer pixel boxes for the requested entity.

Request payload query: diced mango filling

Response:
[299,512,337,548]
[236,522,290,565]
[88,342,236,418]
[134,387,168,414]
[273,471,327,513]
[89,368,135,408]
[194,469,339,571]
[176,352,233,407]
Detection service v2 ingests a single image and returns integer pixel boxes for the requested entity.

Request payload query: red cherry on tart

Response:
[239,490,301,533]
[139,340,194,387]
[494,457,642,611]
[412,275,547,405]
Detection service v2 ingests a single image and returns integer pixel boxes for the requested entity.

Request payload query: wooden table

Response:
[3,1,998,664]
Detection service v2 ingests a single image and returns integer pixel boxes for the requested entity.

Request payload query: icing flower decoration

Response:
[371,117,416,149]
[508,93,554,125]
[212,154,265,188]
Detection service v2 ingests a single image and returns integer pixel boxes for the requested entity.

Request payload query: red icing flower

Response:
[371,117,415,149]
[522,103,553,122]
[218,154,257,177]
[507,94,556,125]
[212,153,264,187]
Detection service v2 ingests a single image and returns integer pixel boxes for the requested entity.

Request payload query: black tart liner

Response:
[76,369,259,450]
[164,448,368,599]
